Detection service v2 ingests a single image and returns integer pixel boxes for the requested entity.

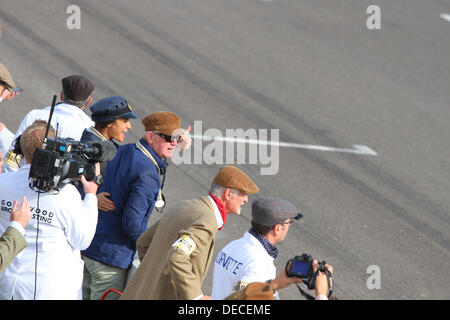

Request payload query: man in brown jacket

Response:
[120,166,259,300]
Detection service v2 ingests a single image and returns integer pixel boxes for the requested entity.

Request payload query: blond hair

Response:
[20,120,56,163]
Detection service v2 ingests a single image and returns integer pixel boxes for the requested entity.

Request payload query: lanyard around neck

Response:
[136,140,165,211]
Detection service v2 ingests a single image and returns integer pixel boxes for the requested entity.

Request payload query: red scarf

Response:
[208,193,226,230]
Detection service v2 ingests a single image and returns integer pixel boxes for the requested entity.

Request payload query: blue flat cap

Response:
[90,96,138,123]
[252,197,303,226]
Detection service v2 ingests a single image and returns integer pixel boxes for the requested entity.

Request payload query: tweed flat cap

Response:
[61,75,95,101]
[225,282,275,300]
[142,111,181,136]
[0,63,16,89]
[213,166,259,194]
[251,197,303,226]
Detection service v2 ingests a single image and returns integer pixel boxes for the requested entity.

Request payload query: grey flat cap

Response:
[251,197,303,226]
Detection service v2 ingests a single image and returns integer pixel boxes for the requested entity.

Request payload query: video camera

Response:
[28,95,116,193]
[29,137,116,193]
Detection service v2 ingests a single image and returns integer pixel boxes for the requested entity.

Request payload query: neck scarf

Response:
[208,193,227,230]
[249,228,279,259]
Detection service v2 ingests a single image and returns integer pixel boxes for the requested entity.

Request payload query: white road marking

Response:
[191,134,378,156]
[439,13,450,22]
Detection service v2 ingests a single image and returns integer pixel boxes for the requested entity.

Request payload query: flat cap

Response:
[90,96,138,123]
[252,197,303,226]
[142,111,181,136]
[0,63,16,89]
[61,75,95,101]
[225,282,275,300]
[213,166,259,194]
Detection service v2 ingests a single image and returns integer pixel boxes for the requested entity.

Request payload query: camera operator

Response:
[0,120,100,299]
[211,197,334,300]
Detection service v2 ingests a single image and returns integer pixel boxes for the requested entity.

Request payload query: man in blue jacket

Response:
[81,111,188,300]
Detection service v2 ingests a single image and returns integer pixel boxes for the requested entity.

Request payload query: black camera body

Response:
[29,137,113,193]
[286,253,327,290]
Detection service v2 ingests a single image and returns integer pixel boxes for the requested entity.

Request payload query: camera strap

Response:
[136,141,165,212]
[295,269,334,300]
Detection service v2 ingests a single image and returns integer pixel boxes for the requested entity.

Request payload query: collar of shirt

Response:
[248,228,279,259]
[138,138,168,175]
[208,195,224,230]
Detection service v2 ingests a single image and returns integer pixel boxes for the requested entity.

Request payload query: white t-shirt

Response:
[0,165,98,299]
[12,102,94,144]
[211,231,276,300]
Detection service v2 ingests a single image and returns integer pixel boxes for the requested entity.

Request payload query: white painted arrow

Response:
[440,13,450,22]
[191,135,378,156]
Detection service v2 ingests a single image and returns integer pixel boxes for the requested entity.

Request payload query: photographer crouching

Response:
[0,120,101,299]
[212,197,334,300]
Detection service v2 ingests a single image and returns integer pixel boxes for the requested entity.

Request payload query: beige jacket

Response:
[121,196,218,300]
[0,226,26,273]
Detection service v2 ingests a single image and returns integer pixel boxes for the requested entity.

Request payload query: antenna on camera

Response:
[43,94,57,147]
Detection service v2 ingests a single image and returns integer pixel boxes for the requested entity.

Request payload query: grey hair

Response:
[62,92,90,108]
[209,182,242,197]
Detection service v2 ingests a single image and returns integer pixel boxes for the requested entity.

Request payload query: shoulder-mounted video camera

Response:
[28,95,116,193]
[286,253,335,299]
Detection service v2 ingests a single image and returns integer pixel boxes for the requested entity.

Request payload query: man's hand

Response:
[0,88,19,101]
[97,192,115,211]
[270,264,302,290]
[81,163,100,195]
[178,125,192,150]
[10,196,31,228]
[313,260,334,298]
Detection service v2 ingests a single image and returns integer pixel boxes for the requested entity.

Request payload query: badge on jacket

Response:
[172,235,196,255]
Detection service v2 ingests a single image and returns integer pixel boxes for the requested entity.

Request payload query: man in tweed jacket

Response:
[121,166,259,300]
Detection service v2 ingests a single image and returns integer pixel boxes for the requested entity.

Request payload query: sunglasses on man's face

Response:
[156,132,182,143]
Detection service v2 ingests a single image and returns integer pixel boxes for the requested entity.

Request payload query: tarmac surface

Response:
[1,0,450,299]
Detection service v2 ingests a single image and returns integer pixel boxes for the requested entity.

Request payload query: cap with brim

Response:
[251,197,303,226]
[61,75,95,101]
[90,96,138,123]
[0,63,16,89]
[142,111,181,136]
[213,166,259,194]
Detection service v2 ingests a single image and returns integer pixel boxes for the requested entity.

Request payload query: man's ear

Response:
[84,96,93,108]
[144,131,154,144]
[223,188,233,201]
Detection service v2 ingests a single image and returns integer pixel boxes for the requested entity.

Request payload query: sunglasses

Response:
[156,132,182,143]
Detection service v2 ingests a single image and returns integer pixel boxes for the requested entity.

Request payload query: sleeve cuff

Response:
[9,221,25,236]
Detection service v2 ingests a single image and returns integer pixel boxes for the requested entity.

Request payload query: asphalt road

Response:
[1,0,450,300]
